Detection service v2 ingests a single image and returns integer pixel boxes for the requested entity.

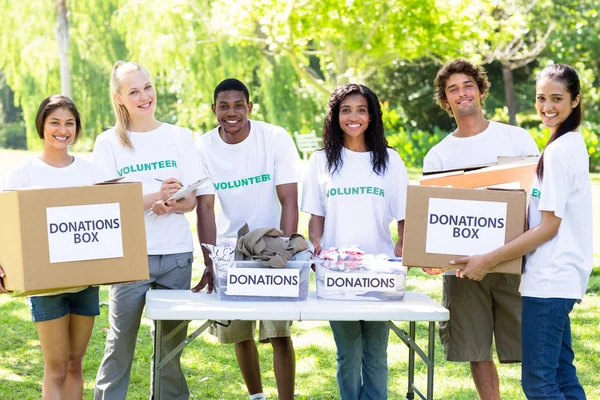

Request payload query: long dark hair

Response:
[536,64,582,180]
[322,84,389,175]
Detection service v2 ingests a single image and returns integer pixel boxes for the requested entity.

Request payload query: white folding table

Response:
[145,290,449,400]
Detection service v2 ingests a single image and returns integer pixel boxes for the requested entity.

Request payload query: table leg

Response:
[152,319,213,399]
[157,319,214,369]
[386,321,436,400]
[153,319,163,400]
[427,321,435,400]
[407,321,416,400]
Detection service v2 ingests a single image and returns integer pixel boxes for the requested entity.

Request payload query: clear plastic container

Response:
[315,258,407,301]
[214,260,311,301]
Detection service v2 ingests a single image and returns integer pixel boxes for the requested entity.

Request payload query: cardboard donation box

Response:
[402,186,526,274]
[214,260,311,301]
[420,156,539,193]
[0,183,149,293]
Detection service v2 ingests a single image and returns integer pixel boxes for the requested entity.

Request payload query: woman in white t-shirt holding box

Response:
[1,95,106,399]
[453,64,592,399]
[302,84,409,400]
[92,61,215,399]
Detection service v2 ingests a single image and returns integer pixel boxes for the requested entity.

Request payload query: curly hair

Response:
[434,59,491,115]
[322,84,389,175]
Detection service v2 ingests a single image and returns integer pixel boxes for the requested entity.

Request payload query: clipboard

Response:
[163,175,213,204]
[146,175,214,220]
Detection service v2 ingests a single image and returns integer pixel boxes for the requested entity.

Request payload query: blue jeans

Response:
[330,321,389,400]
[522,297,586,400]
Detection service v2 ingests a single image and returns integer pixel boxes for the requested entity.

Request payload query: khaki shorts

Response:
[210,320,292,344]
[439,274,521,363]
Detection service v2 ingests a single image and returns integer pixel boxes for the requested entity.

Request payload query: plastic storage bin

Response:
[214,260,311,301]
[316,258,407,301]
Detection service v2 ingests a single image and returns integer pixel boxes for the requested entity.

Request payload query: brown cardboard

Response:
[0,183,149,292]
[420,156,539,194]
[402,185,526,274]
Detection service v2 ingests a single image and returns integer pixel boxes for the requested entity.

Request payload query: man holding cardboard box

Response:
[423,59,539,400]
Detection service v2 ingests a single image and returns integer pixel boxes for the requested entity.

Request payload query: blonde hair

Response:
[110,61,152,149]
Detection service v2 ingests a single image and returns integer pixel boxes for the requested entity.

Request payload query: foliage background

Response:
[1,0,599,169]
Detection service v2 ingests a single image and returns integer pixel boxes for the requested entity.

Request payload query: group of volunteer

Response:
[0,58,592,400]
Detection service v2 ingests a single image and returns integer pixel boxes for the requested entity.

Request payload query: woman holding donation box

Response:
[453,64,592,400]
[92,61,214,400]
[301,84,409,399]
[1,95,105,399]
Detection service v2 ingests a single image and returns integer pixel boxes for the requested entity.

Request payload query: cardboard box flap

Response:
[421,156,540,178]
[94,177,126,185]
[420,159,538,192]
[421,162,492,177]
[485,187,526,193]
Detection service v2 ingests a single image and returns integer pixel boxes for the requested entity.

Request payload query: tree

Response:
[0,0,125,149]
[0,71,22,124]
[55,0,72,98]
[464,0,554,125]
[0,1,60,149]
[212,0,468,98]
[541,0,600,125]
[111,0,325,134]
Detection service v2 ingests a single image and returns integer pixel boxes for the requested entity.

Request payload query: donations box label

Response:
[325,273,398,292]
[46,203,124,263]
[226,268,300,297]
[425,198,507,256]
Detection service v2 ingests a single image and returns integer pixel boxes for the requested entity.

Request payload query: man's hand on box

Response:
[394,241,403,257]
[0,265,8,293]
[191,265,214,294]
[452,254,492,281]
[422,267,447,276]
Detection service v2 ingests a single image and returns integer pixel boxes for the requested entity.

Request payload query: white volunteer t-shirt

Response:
[521,132,593,300]
[301,148,409,256]
[423,120,540,172]
[2,156,107,296]
[197,120,301,242]
[2,157,106,190]
[93,123,213,255]
[422,120,540,274]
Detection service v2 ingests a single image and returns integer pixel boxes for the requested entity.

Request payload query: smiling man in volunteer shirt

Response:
[423,59,539,400]
[193,78,301,400]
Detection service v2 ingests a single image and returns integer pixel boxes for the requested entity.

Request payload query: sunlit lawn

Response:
[1,150,599,399]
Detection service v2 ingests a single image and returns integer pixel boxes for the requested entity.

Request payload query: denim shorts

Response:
[29,286,100,322]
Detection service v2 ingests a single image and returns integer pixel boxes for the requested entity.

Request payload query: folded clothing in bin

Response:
[235,223,309,268]
[316,246,407,301]
[204,243,313,301]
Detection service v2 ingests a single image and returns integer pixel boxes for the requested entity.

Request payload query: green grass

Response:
[1,268,599,399]
[1,150,599,399]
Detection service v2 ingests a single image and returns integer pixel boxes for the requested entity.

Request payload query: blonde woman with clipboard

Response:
[92,61,215,400]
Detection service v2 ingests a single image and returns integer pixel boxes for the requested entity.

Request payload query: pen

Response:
[155,178,183,188]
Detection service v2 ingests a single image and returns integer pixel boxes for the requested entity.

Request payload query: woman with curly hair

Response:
[301,84,409,399]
